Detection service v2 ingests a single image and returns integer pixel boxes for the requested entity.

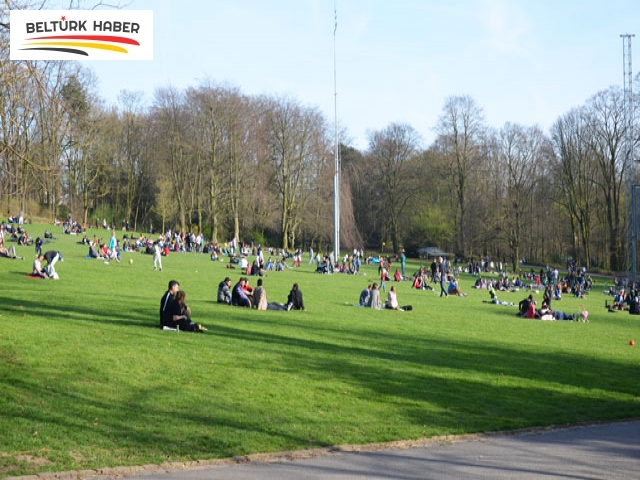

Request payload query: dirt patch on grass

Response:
[0,451,53,476]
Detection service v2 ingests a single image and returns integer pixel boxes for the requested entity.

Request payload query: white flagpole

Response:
[333,1,340,264]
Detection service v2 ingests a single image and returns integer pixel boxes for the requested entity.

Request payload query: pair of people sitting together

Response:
[159,280,206,332]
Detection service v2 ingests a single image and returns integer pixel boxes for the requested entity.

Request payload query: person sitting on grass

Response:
[88,244,100,258]
[286,283,305,311]
[217,277,232,304]
[448,277,467,296]
[613,290,626,310]
[31,254,49,279]
[489,284,499,304]
[553,283,562,301]
[160,280,180,328]
[367,283,383,309]
[175,290,206,332]
[386,285,401,310]
[160,280,202,331]
[385,285,412,311]
[394,268,401,282]
[628,293,640,315]
[232,277,252,308]
[359,284,372,306]
[253,278,268,310]
[250,260,266,277]
[518,295,535,317]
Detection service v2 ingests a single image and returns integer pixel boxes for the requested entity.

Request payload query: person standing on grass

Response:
[438,256,448,298]
[380,266,388,292]
[108,230,117,255]
[153,241,163,271]
[400,249,406,277]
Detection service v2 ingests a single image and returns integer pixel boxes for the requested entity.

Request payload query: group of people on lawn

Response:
[515,293,580,321]
[359,284,411,311]
[31,250,64,279]
[216,276,304,311]
[606,285,640,314]
[159,277,306,333]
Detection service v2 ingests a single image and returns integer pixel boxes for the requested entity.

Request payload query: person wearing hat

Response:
[217,276,232,304]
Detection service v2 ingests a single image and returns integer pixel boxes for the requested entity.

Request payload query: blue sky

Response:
[82,0,640,150]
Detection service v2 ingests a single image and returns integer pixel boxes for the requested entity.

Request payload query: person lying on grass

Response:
[0,236,22,259]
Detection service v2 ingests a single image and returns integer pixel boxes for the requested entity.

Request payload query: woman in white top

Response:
[386,285,400,310]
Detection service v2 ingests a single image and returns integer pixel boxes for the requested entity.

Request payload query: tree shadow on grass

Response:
[1,291,639,476]
[0,293,155,329]
[205,320,640,416]
[3,317,638,476]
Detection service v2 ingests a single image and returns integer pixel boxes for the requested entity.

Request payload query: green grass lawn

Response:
[1,224,639,476]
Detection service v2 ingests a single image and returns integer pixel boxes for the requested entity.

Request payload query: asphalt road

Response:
[81,420,640,480]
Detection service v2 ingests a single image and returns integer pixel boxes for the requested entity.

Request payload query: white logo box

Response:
[10,10,153,60]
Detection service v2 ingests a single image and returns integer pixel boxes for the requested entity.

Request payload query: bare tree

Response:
[264,96,327,250]
[550,108,598,267]
[494,123,547,272]
[367,122,421,253]
[435,95,486,256]
[586,87,626,271]
[150,86,191,232]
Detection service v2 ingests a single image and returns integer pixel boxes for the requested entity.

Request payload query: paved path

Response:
[89,420,639,480]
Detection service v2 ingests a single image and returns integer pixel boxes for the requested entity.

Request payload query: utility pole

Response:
[622,34,636,281]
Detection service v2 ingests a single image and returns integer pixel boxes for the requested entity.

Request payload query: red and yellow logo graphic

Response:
[10,10,153,61]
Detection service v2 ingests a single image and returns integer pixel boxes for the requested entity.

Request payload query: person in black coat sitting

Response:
[286,283,305,311]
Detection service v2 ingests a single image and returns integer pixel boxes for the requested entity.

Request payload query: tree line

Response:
[1,13,639,271]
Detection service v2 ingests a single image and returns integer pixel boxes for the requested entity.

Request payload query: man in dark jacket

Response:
[160,280,181,328]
